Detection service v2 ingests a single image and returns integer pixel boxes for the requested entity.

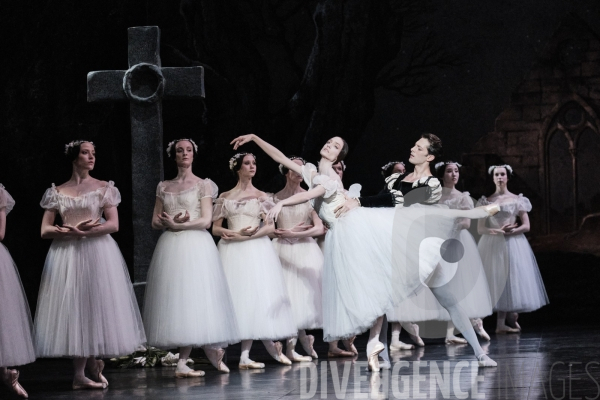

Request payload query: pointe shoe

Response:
[299,334,318,359]
[239,361,265,369]
[270,341,292,365]
[342,336,358,355]
[89,359,109,387]
[175,369,206,378]
[207,348,230,373]
[507,312,521,331]
[328,348,355,358]
[389,341,414,351]
[473,319,491,341]
[72,379,107,390]
[6,370,29,398]
[367,342,385,372]
[477,354,497,367]
[495,325,520,334]
[378,360,392,370]
[479,203,500,216]
[403,323,425,347]
[445,336,468,345]
[287,353,313,362]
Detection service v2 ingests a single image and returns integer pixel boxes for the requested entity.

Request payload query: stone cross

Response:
[87,26,205,306]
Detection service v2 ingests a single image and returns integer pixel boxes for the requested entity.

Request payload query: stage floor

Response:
[8,324,600,400]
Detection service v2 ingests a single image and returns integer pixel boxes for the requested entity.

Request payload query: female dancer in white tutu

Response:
[231,133,499,369]
[477,165,549,333]
[143,139,239,377]
[272,157,325,362]
[212,153,297,369]
[0,185,33,398]
[34,141,146,390]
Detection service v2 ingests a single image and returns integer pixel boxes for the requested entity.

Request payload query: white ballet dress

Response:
[301,164,492,341]
[477,194,549,313]
[34,182,146,358]
[271,198,323,330]
[0,185,36,367]
[143,180,239,348]
[214,197,297,341]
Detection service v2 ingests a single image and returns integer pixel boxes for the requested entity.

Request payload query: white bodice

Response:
[213,197,274,231]
[477,194,532,228]
[0,184,15,215]
[301,163,346,227]
[274,198,313,230]
[439,191,474,211]
[157,179,217,222]
[40,181,121,226]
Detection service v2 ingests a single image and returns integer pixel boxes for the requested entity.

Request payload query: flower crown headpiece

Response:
[229,152,255,171]
[64,140,94,155]
[279,156,306,175]
[166,138,199,158]
[435,161,462,171]
[381,161,404,171]
[487,164,513,175]
[335,160,346,171]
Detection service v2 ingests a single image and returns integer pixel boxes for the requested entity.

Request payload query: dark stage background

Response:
[1,1,599,325]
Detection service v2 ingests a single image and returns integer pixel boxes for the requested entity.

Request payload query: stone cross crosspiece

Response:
[87,26,204,305]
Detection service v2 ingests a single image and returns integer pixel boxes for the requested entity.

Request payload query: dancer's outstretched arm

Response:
[231,134,303,176]
[267,186,326,223]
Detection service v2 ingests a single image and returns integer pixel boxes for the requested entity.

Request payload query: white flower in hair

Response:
[64,140,95,155]
[229,152,255,171]
[279,156,306,175]
[488,164,513,175]
[435,161,462,171]
[381,161,404,171]
[166,138,199,157]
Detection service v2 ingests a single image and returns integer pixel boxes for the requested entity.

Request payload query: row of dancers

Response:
[0,133,548,397]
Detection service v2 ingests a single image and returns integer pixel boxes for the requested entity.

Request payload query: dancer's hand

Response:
[61,224,86,237]
[157,212,178,230]
[230,134,255,150]
[500,223,518,234]
[488,228,505,235]
[173,211,190,223]
[221,231,249,241]
[266,203,283,223]
[275,222,313,238]
[75,218,101,231]
[239,226,259,236]
[334,198,359,218]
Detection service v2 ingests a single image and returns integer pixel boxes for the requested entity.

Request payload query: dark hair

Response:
[333,137,349,163]
[65,140,95,162]
[168,139,197,160]
[381,161,404,178]
[280,156,306,175]
[435,161,461,186]
[420,133,443,162]
[231,153,256,177]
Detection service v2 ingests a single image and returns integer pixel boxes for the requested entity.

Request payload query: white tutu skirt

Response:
[218,236,296,341]
[143,230,239,348]
[479,233,548,313]
[272,237,323,330]
[322,207,395,342]
[0,244,36,367]
[388,229,492,322]
[33,236,146,358]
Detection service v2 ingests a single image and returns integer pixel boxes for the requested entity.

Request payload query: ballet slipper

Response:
[5,370,29,398]
[327,348,355,358]
[477,354,497,367]
[269,342,292,365]
[495,324,520,334]
[402,323,425,347]
[88,359,109,387]
[506,312,521,331]
[299,334,318,358]
[445,336,468,345]
[205,348,230,373]
[175,369,205,378]
[72,377,107,390]
[239,361,265,370]
[367,342,385,372]
[472,319,491,341]
[389,341,414,351]
[342,336,358,355]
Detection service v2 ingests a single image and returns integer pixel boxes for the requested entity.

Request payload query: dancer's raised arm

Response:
[231,134,303,176]
[267,186,326,223]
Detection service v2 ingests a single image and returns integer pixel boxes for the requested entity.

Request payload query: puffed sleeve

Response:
[0,184,15,214]
[40,184,59,211]
[199,178,219,200]
[260,194,276,213]
[312,175,339,199]
[155,182,164,199]
[212,198,227,221]
[517,194,532,212]
[422,177,442,204]
[475,196,489,207]
[458,192,474,210]
[100,181,121,208]
[301,163,318,187]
